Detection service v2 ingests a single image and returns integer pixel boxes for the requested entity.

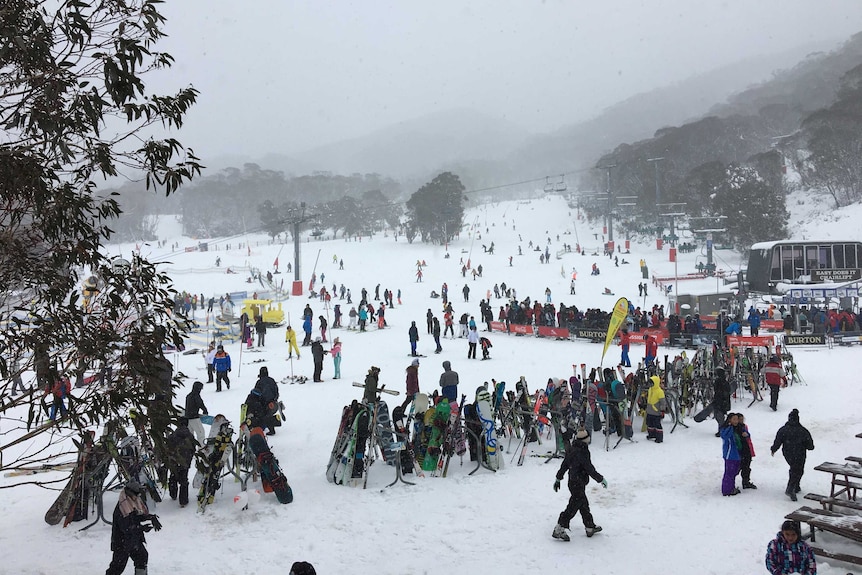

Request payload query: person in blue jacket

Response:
[720,412,741,496]
[747,307,761,336]
[212,345,231,392]
[302,315,313,346]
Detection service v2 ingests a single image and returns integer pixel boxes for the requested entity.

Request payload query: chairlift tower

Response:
[602,165,617,248]
[284,202,319,283]
[690,215,728,273]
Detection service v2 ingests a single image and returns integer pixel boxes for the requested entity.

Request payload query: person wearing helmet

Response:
[763,355,787,411]
[552,427,608,541]
[106,481,161,575]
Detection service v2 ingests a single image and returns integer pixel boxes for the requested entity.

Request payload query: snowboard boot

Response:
[585,525,603,537]
[552,524,570,541]
[742,482,757,489]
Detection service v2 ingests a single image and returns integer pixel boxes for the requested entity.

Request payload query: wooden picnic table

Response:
[814,461,862,501]
[785,506,862,565]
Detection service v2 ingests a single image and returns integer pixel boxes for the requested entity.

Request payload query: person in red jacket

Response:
[47,368,71,420]
[763,355,787,411]
[644,334,658,369]
[618,328,631,367]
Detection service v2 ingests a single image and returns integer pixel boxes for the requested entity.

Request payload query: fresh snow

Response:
[1,193,860,575]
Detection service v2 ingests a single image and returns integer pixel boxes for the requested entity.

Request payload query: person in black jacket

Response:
[184,381,208,445]
[311,338,327,382]
[770,408,815,501]
[250,366,281,435]
[165,419,198,507]
[106,481,161,575]
[552,428,608,541]
[712,366,732,437]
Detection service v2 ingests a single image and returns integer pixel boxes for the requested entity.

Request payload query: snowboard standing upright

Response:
[248,427,293,504]
[194,415,234,512]
[476,388,500,470]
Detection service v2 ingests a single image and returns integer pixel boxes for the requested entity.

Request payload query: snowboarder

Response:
[770,409,814,502]
[105,481,161,575]
[408,321,420,357]
[552,428,607,541]
[184,381,208,445]
[311,338,328,382]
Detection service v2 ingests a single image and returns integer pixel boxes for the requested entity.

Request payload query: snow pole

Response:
[287,312,295,380]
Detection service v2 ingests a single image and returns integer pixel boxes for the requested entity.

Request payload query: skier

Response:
[319,315,328,343]
[105,481,161,575]
[285,325,301,359]
[712,366,731,436]
[301,315,312,346]
[401,358,420,411]
[213,345,231,392]
[439,360,459,403]
[402,322,419,359]
[331,337,342,379]
[765,520,816,575]
[645,375,666,443]
[736,413,757,489]
[552,427,607,541]
[462,284,470,302]
[763,355,787,411]
[165,418,197,507]
[714,410,743,497]
[311,338,328,382]
[184,381,208,445]
[358,305,368,332]
[770,409,814,502]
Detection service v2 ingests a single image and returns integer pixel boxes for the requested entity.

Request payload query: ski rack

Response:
[467,427,497,475]
[380,426,415,491]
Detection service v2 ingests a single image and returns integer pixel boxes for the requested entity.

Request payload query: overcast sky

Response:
[152,0,862,159]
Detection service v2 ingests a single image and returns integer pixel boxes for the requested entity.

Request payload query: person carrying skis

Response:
[765,519,816,575]
[552,427,607,541]
[165,418,197,507]
[311,338,328,382]
[770,408,814,501]
[184,381,208,445]
[645,375,667,443]
[213,345,231,392]
[105,481,161,575]
[285,325,301,359]
[408,321,420,357]
[763,355,787,412]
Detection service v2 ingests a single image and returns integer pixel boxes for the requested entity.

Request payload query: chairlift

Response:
[543,176,554,193]
[553,175,567,193]
[311,227,324,237]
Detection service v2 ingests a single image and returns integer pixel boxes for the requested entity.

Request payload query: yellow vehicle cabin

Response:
[241,299,285,326]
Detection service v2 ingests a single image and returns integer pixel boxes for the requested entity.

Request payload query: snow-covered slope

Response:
[2,194,860,575]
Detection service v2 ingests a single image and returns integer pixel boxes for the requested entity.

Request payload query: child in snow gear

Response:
[105,481,161,575]
[720,413,741,496]
[770,409,814,502]
[645,375,666,443]
[765,520,816,575]
[736,413,756,489]
[552,428,607,541]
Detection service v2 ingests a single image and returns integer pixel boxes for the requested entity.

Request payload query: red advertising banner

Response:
[537,326,570,338]
[726,335,776,348]
[509,324,534,335]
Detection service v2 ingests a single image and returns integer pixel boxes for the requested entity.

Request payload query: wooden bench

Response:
[814,461,862,500]
[804,492,862,513]
[805,543,862,566]
[785,506,862,545]
[845,455,862,464]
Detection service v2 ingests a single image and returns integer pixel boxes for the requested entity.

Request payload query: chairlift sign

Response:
[811,268,861,282]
